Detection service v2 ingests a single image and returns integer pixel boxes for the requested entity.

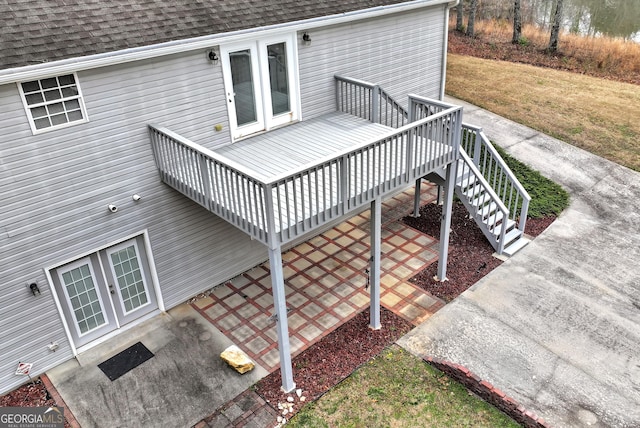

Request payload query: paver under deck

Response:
[192,182,445,373]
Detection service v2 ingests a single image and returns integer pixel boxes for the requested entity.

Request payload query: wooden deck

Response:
[149,98,462,246]
[216,112,392,179]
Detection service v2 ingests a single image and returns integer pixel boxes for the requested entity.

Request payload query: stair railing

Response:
[461,124,530,234]
[335,75,407,128]
[457,149,511,254]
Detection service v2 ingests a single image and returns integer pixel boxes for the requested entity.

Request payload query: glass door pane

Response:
[102,237,157,325]
[267,42,290,116]
[61,263,107,334]
[229,50,258,126]
[109,244,149,313]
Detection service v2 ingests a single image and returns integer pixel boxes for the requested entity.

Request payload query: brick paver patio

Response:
[192,182,445,373]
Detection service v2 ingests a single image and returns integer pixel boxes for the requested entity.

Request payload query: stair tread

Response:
[496,225,520,240]
[502,237,531,256]
[481,210,504,225]
[478,201,499,218]
[463,184,485,200]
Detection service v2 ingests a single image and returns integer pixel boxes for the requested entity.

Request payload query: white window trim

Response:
[221,33,301,141]
[17,72,89,135]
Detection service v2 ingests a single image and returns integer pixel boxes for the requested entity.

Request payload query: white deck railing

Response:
[335,75,407,128]
[149,99,461,246]
[461,124,530,234]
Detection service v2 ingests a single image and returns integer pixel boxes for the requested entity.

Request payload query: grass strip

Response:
[288,346,519,428]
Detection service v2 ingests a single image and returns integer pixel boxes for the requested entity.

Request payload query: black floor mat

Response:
[98,342,154,381]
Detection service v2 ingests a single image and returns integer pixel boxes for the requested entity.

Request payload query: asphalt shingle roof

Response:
[1,0,413,71]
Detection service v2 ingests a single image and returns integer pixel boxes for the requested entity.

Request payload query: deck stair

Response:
[424,124,531,256]
[369,84,531,256]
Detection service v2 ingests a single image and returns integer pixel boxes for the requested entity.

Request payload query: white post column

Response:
[264,181,295,393]
[369,198,381,330]
[436,162,457,281]
[413,178,422,217]
[268,246,296,392]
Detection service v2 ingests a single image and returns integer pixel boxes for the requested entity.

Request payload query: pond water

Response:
[475,0,640,42]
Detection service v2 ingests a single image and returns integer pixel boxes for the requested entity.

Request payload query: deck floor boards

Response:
[215,112,391,178]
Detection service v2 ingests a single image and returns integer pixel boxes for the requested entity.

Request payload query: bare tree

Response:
[466,0,478,37]
[512,0,522,43]
[548,0,564,52]
[456,0,464,33]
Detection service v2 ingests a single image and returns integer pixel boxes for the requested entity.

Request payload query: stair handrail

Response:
[335,75,407,128]
[408,96,457,121]
[461,123,531,233]
[458,149,511,253]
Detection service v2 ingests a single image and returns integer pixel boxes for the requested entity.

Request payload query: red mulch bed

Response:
[404,201,554,302]
[0,379,54,407]
[254,307,413,416]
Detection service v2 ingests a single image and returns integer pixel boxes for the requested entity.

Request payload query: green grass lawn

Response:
[446,54,640,172]
[288,346,520,428]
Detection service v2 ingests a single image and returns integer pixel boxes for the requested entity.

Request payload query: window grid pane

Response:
[61,264,106,335]
[111,245,148,314]
[21,74,85,131]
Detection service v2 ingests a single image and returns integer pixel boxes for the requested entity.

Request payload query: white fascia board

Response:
[0,0,455,85]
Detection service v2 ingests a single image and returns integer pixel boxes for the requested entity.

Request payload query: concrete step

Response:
[494,224,520,242]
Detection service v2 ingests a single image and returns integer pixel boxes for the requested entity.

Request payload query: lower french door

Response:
[52,236,157,347]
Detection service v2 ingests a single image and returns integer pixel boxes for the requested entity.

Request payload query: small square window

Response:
[19,73,88,134]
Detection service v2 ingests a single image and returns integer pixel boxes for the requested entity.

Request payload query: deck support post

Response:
[413,178,422,217]
[268,246,296,393]
[436,162,457,281]
[369,198,381,330]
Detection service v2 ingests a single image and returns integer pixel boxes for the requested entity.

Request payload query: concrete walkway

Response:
[399,97,640,427]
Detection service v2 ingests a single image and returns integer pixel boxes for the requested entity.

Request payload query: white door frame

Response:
[46,230,164,355]
[221,33,300,140]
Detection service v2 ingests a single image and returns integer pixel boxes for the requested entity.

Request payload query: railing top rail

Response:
[460,121,483,132]
[408,94,458,110]
[334,74,376,89]
[473,127,532,202]
[459,149,510,215]
[148,124,271,184]
[266,105,462,184]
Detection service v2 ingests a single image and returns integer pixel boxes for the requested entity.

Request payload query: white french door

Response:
[52,237,157,347]
[221,35,299,140]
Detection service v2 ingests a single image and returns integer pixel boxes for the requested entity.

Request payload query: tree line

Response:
[456,0,565,52]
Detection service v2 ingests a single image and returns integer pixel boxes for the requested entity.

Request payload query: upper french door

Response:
[221,35,299,140]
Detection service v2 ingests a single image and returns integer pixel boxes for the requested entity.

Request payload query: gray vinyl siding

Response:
[0,4,448,395]
[298,6,446,119]
[0,50,267,395]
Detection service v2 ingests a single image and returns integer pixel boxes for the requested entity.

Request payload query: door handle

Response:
[109,284,115,295]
